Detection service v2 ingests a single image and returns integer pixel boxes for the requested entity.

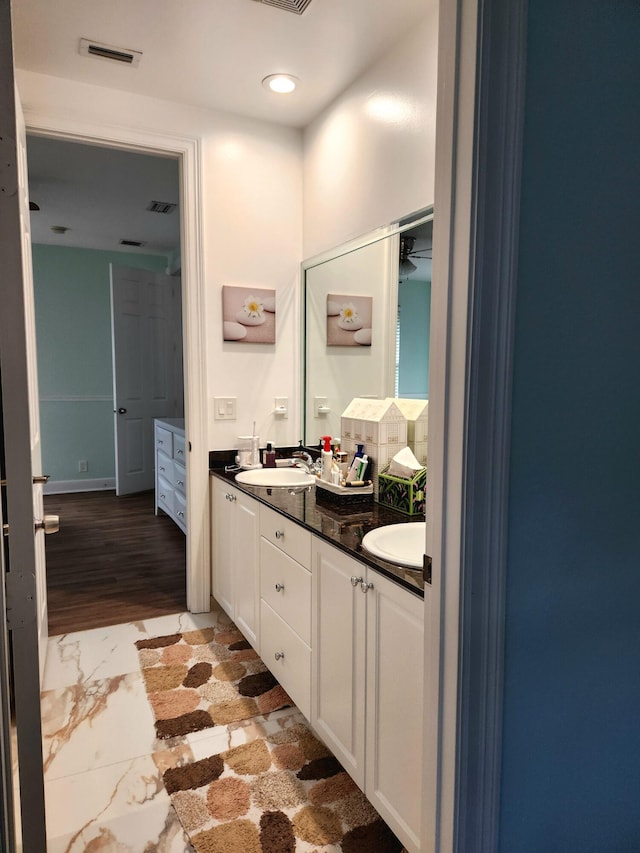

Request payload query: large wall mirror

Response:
[303,207,433,445]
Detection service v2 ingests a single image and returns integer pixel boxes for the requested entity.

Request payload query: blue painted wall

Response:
[33,245,168,483]
[500,2,640,850]
[398,278,431,398]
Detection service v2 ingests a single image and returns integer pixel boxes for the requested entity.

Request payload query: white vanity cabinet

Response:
[154,418,186,533]
[210,479,259,650]
[311,537,424,853]
[259,504,312,720]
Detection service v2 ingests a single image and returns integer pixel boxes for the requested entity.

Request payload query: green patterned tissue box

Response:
[377,464,427,515]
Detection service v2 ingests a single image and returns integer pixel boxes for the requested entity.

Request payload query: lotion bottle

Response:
[321,435,333,481]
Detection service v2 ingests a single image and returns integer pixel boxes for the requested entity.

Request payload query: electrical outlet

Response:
[78,460,88,473]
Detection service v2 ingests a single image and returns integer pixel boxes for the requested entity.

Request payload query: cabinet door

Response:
[234,490,259,650]
[210,477,235,618]
[365,569,424,853]
[311,539,366,790]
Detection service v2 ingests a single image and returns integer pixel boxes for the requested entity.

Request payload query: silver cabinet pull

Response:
[177,511,185,518]
[360,581,374,594]
[34,514,59,535]
[275,530,284,539]
[226,493,236,502]
[275,583,285,592]
[176,449,184,456]
[176,479,184,487]
[274,651,285,661]
[350,576,363,587]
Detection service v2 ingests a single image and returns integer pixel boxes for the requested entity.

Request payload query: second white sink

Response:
[362,521,426,568]
[235,468,316,488]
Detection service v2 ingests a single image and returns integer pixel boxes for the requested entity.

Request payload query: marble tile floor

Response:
[41,605,309,852]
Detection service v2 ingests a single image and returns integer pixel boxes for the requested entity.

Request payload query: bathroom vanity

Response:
[210,468,424,852]
[154,418,186,532]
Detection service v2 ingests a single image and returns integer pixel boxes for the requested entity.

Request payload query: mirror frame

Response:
[301,205,434,445]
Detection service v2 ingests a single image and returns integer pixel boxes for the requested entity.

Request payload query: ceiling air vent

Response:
[250,0,313,15]
[120,239,145,248]
[79,38,142,67]
[147,200,177,215]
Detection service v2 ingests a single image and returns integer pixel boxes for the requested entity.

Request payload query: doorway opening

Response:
[27,135,187,634]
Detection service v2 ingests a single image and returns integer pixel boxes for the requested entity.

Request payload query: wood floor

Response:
[44,490,187,636]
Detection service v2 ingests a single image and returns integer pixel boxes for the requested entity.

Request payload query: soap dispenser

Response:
[264,441,276,468]
[321,435,333,481]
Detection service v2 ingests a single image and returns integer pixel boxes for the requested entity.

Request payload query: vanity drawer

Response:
[174,490,186,529]
[156,450,174,484]
[260,505,311,568]
[260,538,311,645]
[157,474,174,515]
[260,599,310,720]
[155,426,173,455]
[174,460,187,495]
[173,432,186,463]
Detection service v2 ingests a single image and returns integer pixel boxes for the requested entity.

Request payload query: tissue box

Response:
[377,464,427,516]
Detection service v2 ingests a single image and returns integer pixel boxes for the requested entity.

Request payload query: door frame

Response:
[424,0,527,850]
[22,109,210,613]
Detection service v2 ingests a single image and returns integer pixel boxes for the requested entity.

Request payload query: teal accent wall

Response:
[32,245,168,483]
[500,2,640,850]
[398,278,431,399]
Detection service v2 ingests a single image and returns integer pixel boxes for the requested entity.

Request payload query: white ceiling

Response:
[17,0,434,256]
[27,135,181,256]
[13,0,434,129]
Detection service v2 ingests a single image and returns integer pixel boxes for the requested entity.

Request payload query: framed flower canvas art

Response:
[326,294,372,346]
[222,285,276,344]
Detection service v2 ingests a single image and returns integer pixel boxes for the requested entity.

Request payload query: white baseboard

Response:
[44,478,115,495]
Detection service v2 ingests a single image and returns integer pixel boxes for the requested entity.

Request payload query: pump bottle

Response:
[320,436,333,481]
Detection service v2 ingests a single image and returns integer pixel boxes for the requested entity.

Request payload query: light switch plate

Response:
[214,396,237,420]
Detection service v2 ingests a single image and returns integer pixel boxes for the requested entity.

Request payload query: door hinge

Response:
[5,571,36,630]
[423,553,432,586]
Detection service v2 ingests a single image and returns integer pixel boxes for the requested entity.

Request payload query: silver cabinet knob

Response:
[176,479,184,487]
[350,576,363,587]
[275,583,285,592]
[34,514,59,535]
[275,530,284,539]
[274,651,285,661]
[177,511,185,518]
[226,493,236,502]
[360,581,374,594]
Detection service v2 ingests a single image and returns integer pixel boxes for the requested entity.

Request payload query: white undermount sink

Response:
[362,521,426,569]
[234,468,316,488]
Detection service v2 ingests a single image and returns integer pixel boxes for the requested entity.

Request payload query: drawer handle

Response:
[274,651,285,661]
[159,466,165,473]
[360,581,374,594]
[160,494,166,500]
[177,511,184,518]
[176,479,184,486]
[275,583,285,592]
[226,493,236,502]
[177,449,184,456]
[275,530,284,540]
[350,576,363,587]
[157,439,164,444]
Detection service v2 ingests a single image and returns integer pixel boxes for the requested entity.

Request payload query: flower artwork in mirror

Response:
[303,207,433,446]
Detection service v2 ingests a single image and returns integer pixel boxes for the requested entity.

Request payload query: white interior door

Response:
[0,6,49,845]
[110,265,182,496]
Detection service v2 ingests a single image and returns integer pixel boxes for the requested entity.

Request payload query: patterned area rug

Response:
[162,719,404,853]
[136,622,292,740]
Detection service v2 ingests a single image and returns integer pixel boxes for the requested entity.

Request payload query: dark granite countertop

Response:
[210,467,425,598]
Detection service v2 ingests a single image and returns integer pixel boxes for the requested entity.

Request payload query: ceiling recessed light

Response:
[262,74,299,94]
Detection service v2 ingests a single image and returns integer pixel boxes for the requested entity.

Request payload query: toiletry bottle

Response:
[356,453,369,481]
[321,436,333,482]
[264,441,276,468]
[346,444,365,482]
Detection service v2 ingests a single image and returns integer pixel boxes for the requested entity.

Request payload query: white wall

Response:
[302,13,438,259]
[16,69,303,450]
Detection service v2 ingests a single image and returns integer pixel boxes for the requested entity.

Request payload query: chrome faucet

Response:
[292,451,318,474]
